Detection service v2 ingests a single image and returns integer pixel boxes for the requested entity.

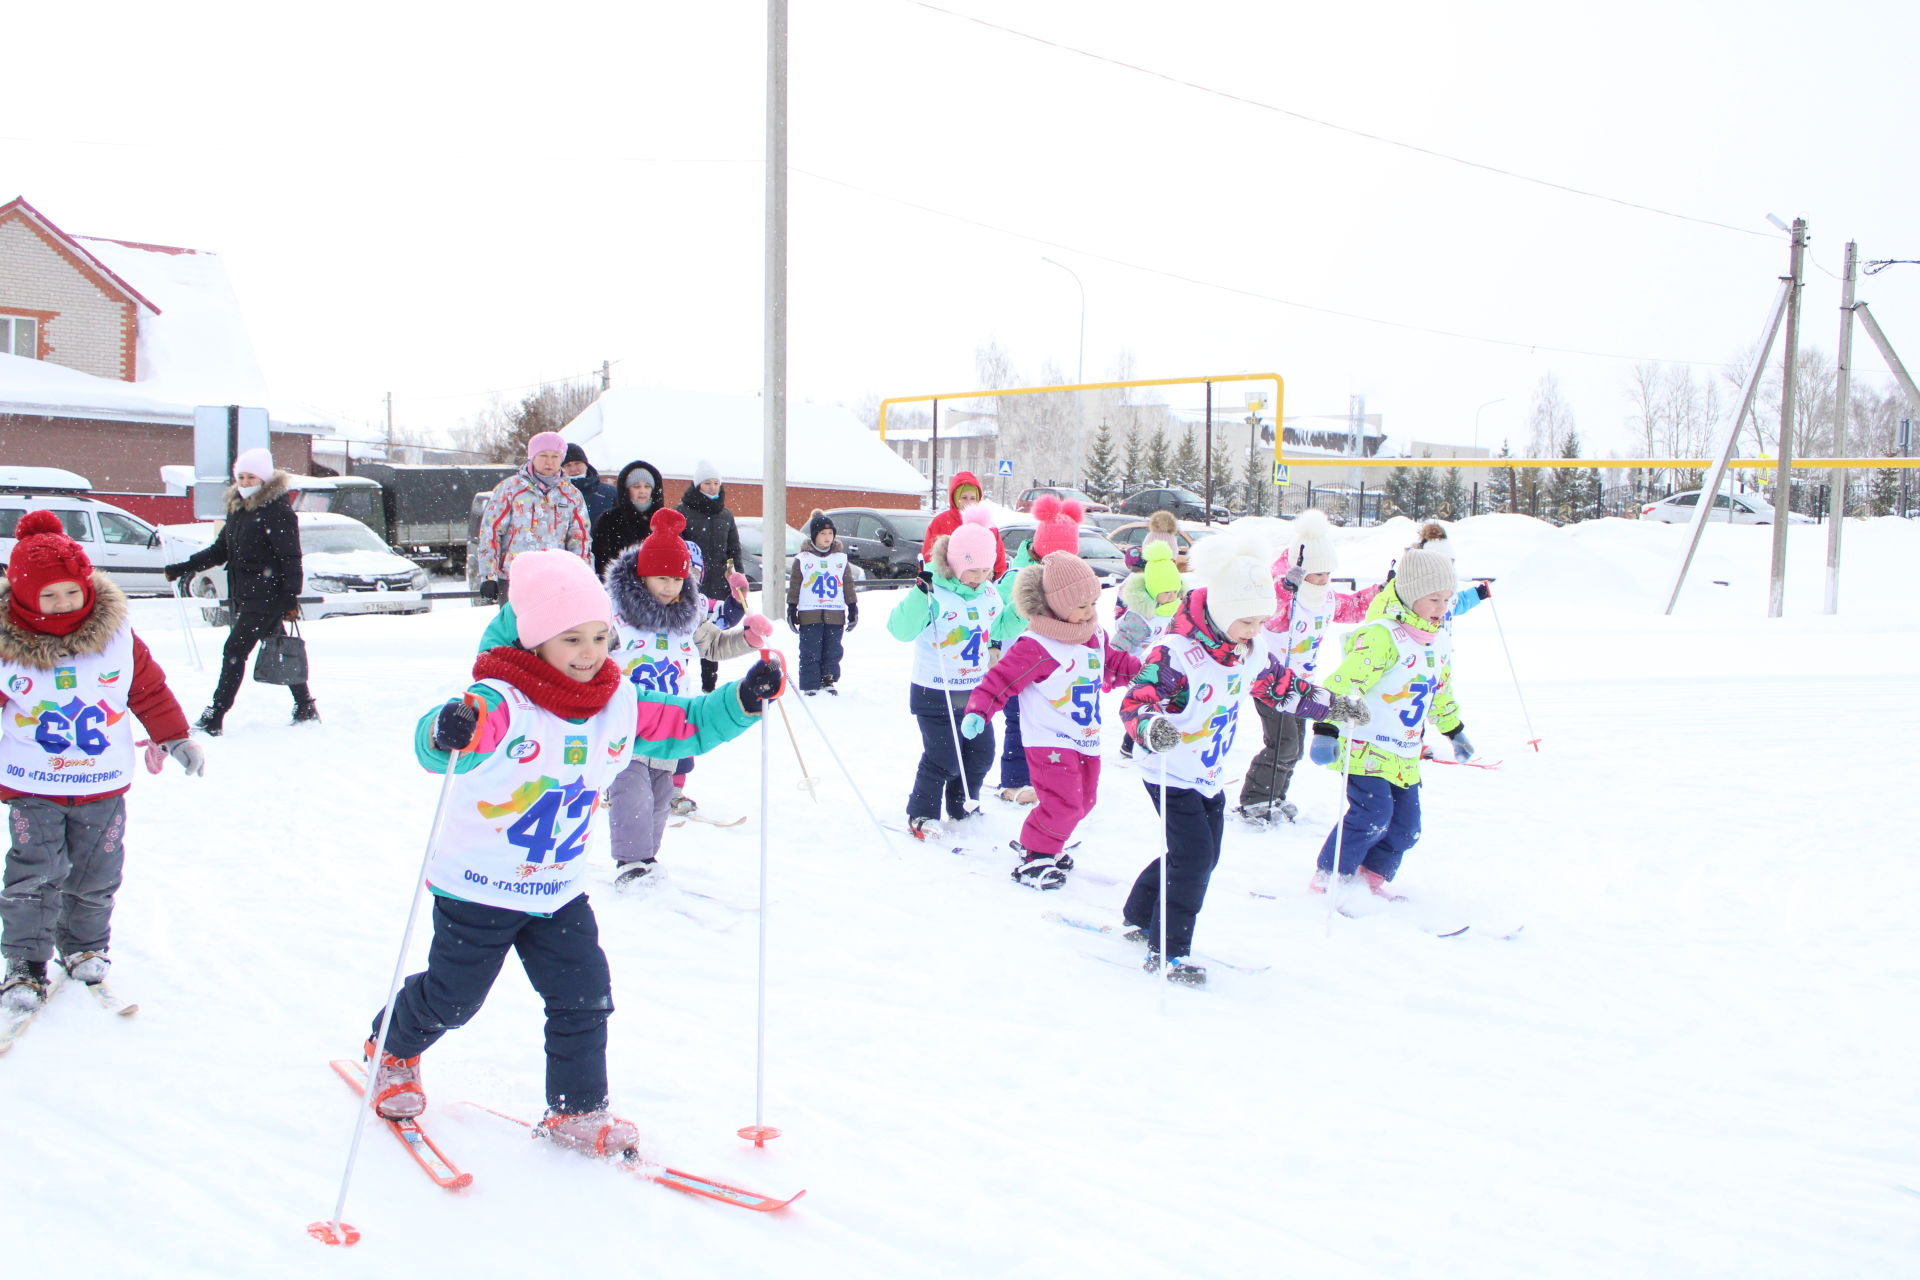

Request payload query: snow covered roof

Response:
[0,199,334,434]
[562,387,929,495]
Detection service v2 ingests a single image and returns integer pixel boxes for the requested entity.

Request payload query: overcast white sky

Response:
[7,0,1918,460]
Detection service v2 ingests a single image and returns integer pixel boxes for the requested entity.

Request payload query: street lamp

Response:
[1040,256,1086,482]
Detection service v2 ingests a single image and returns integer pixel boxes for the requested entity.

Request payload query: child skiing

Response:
[362,550,784,1155]
[1120,532,1366,985]
[1111,540,1186,762]
[1235,509,1380,826]
[785,510,859,695]
[1309,546,1469,899]
[961,509,1140,889]
[0,512,204,1013]
[888,506,1022,839]
[602,510,771,888]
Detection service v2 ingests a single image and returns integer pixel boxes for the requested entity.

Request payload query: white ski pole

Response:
[932,622,980,815]
[738,655,780,1149]
[172,579,203,673]
[790,687,892,853]
[1157,744,1173,977]
[309,702,469,1247]
[1324,725,1359,937]
[1482,593,1540,751]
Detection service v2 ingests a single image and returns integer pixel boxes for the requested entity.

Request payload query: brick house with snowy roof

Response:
[0,196,332,521]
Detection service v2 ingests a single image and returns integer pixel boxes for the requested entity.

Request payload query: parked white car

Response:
[163,512,431,625]
[0,466,178,596]
[1640,489,1814,525]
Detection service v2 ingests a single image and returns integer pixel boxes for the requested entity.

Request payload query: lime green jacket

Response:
[1322,590,1462,788]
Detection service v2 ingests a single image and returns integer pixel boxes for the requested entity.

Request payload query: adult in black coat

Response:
[562,442,617,527]
[165,452,317,733]
[676,461,744,691]
[591,459,666,576]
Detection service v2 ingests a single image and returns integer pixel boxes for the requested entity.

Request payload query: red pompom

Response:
[650,508,687,538]
[1061,500,1084,524]
[15,510,65,539]
[1031,493,1060,522]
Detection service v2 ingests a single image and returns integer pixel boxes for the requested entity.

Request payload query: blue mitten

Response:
[1309,723,1340,765]
[1447,727,1475,763]
[961,713,986,739]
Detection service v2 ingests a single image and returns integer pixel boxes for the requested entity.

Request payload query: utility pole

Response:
[385,391,393,463]
[1825,242,1856,614]
[761,0,788,623]
[1768,219,1806,619]
[600,360,611,393]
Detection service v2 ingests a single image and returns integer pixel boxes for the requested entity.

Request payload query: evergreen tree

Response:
[1409,465,1438,520]
[1242,443,1272,518]
[1144,426,1172,487]
[1208,439,1238,513]
[1439,467,1467,519]
[1170,430,1201,491]
[1545,426,1587,523]
[1489,441,1517,512]
[1381,467,1416,519]
[1122,424,1146,497]
[1083,419,1119,504]
[1869,447,1901,516]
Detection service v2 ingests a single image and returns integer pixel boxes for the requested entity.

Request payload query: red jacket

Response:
[919,470,1008,579]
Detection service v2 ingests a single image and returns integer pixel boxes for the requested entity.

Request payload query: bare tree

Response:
[453,378,600,464]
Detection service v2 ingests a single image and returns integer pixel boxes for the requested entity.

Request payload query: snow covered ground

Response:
[10,514,1919,1279]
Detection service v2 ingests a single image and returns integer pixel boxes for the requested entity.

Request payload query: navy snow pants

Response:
[1316,773,1422,880]
[1123,781,1226,960]
[373,893,615,1115]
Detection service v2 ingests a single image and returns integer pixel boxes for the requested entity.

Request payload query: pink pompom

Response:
[961,505,993,528]
[1060,500,1084,524]
[1031,493,1061,522]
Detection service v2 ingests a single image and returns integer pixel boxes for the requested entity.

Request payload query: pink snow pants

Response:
[1019,747,1101,855]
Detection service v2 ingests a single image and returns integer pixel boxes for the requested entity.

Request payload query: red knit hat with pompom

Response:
[6,509,97,635]
[632,507,694,580]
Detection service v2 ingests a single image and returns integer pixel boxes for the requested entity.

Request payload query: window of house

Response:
[1,316,37,358]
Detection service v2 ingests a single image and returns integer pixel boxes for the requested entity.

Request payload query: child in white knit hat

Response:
[1310,546,1470,900]
[1118,530,1367,985]
[1235,509,1386,826]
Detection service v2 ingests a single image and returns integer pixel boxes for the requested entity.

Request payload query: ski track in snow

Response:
[8,516,1919,1279]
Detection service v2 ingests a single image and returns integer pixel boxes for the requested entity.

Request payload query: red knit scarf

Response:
[473,646,621,718]
[7,585,96,638]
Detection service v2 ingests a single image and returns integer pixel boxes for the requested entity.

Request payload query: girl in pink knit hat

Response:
[960,541,1140,889]
[886,507,1023,839]
[360,549,786,1159]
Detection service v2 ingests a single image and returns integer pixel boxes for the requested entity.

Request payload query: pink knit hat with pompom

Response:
[1029,493,1083,560]
[947,505,998,575]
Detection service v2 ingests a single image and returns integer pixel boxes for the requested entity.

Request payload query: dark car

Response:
[823,507,932,580]
[736,517,805,591]
[1118,486,1231,524]
[1014,485,1109,514]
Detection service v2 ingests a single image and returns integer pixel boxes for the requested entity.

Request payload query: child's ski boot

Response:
[0,959,49,1012]
[613,860,661,893]
[539,1109,641,1159]
[60,951,109,984]
[1008,842,1066,891]
[363,1038,426,1119]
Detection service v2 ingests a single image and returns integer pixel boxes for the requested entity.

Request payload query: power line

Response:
[793,166,1750,371]
[901,0,1779,242]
